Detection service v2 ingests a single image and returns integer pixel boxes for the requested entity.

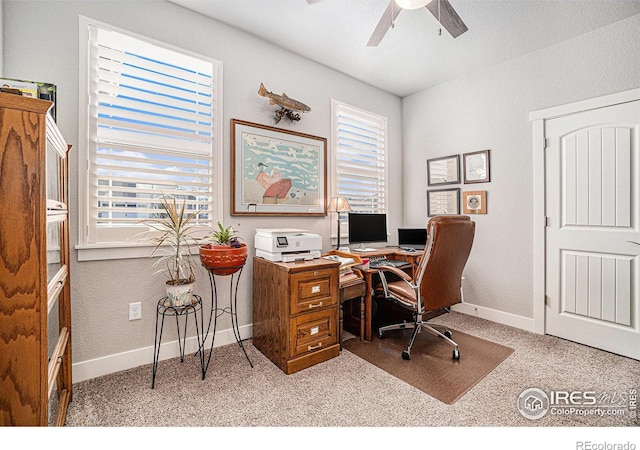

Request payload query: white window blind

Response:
[332,100,387,213]
[81,22,222,250]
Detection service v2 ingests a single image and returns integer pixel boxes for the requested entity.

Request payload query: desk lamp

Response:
[327,197,352,249]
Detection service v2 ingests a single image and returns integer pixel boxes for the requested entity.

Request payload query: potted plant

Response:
[199,221,248,275]
[144,194,201,306]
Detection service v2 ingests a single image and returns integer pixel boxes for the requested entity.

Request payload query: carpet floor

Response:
[61,312,639,429]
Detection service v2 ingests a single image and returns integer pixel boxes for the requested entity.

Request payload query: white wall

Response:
[3,1,402,381]
[0,0,4,76]
[402,13,640,325]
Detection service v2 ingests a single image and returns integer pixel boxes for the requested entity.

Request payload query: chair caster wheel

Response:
[402,350,411,360]
[452,348,460,360]
[444,329,453,339]
[378,331,385,339]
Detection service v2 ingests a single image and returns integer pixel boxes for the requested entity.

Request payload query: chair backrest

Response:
[414,215,475,311]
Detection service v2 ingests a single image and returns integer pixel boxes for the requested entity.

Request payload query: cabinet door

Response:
[45,113,71,426]
[46,216,68,400]
[46,217,65,283]
[46,123,67,210]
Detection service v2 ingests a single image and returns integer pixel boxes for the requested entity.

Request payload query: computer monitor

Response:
[398,228,428,250]
[348,213,387,249]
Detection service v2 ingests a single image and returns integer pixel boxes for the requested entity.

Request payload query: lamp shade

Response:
[327,197,352,213]
[395,0,431,9]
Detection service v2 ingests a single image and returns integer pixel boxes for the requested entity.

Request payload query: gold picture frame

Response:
[231,119,327,216]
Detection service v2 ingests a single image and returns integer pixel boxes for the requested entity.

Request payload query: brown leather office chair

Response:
[375,215,475,360]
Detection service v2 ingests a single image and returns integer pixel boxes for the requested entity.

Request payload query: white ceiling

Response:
[169,0,640,97]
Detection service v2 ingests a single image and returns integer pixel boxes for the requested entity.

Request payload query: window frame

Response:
[330,99,389,242]
[76,16,223,261]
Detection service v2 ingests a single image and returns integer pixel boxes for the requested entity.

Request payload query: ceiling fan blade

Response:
[425,0,468,38]
[306,0,324,4]
[367,0,403,47]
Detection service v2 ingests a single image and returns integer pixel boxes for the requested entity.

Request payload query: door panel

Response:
[545,99,640,360]
[561,251,631,325]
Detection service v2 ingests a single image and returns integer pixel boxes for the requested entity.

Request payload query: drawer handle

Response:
[308,301,323,309]
[308,343,322,351]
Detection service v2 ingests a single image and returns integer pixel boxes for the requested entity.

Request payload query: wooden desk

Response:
[354,247,422,341]
[339,278,366,347]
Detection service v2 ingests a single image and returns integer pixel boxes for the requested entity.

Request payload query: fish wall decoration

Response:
[258,83,310,124]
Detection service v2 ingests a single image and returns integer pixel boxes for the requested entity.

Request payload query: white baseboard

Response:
[72,324,253,383]
[451,302,538,334]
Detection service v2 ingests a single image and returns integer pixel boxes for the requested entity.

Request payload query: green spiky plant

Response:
[206,220,242,247]
[144,194,201,285]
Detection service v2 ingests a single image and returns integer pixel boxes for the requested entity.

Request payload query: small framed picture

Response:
[463,149,491,184]
[427,154,460,186]
[427,188,460,216]
[462,190,487,214]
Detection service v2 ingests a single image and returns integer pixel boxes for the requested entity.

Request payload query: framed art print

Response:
[231,119,327,216]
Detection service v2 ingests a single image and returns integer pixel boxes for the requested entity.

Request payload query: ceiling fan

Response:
[307,0,468,47]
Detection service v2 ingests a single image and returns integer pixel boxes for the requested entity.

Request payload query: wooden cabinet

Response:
[0,94,72,426]
[252,257,340,374]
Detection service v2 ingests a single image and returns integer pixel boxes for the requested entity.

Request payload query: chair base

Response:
[378,321,460,360]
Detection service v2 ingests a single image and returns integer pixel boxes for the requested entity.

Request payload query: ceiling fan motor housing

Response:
[395,0,432,10]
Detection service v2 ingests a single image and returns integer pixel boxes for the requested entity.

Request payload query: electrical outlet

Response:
[129,302,142,320]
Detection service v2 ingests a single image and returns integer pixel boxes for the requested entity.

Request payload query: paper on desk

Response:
[325,255,355,266]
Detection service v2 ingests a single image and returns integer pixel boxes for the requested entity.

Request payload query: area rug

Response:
[342,327,514,404]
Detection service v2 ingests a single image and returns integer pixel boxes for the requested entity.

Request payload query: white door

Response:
[545,99,640,360]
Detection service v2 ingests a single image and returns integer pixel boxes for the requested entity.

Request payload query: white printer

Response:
[254,228,322,262]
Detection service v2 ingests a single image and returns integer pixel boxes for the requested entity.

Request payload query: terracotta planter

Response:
[199,243,248,275]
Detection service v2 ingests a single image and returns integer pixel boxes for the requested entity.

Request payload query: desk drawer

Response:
[290,309,337,358]
[290,269,337,315]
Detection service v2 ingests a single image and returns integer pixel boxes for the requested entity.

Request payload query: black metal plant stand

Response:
[152,295,204,389]
[201,265,253,377]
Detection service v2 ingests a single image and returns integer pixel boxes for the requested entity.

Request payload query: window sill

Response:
[75,242,203,262]
[76,243,157,261]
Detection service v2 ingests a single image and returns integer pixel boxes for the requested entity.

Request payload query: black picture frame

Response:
[427,188,461,216]
[427,154,461,186]
[463,149,491,184]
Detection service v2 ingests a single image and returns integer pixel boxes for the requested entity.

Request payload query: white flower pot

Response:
[164,281,195,307]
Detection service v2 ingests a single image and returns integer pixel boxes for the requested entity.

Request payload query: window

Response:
[331,100,388,213]
[78,18,223,260]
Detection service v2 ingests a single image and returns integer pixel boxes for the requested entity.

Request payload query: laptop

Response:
[398,228,428,250]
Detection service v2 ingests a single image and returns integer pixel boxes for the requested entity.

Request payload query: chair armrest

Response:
[376,265,417,303]
[376,265,413,282]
